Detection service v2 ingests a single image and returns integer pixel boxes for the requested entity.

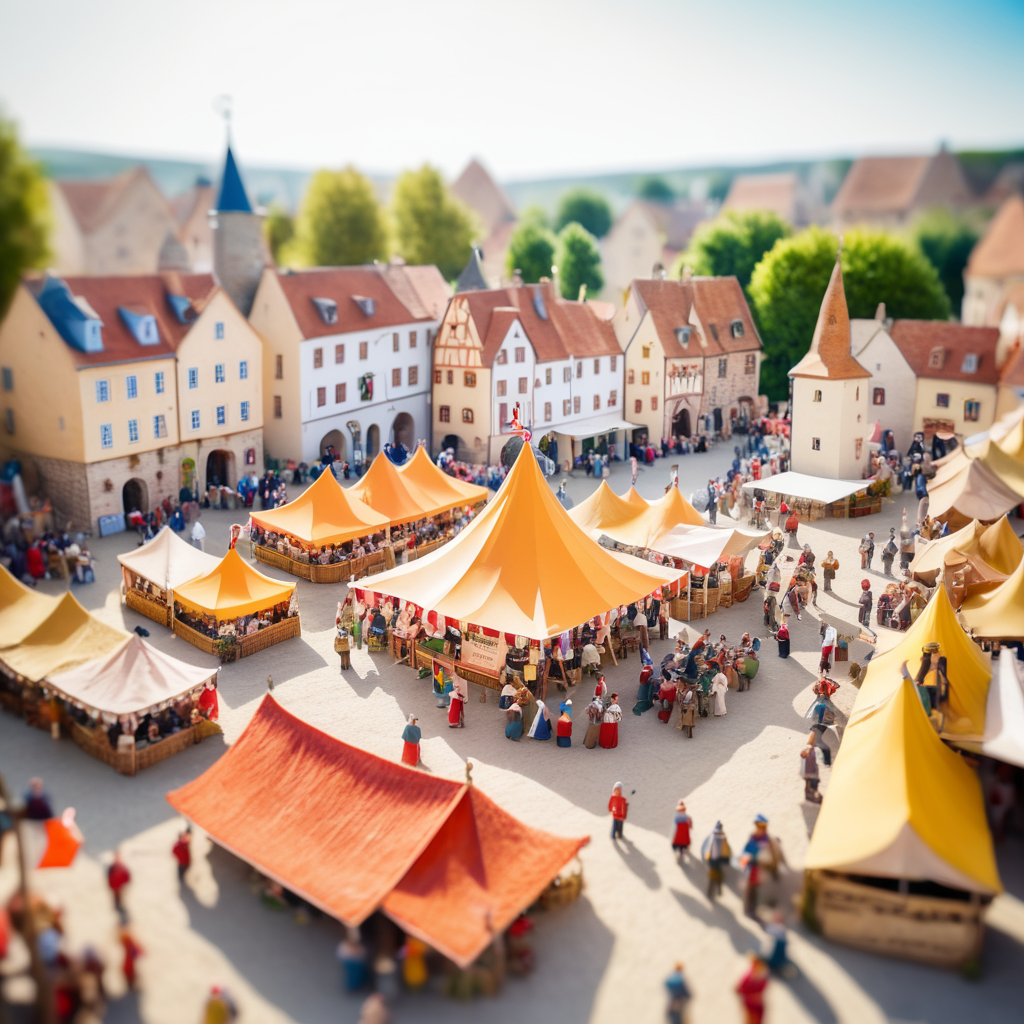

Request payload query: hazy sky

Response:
[2,0,1022,181]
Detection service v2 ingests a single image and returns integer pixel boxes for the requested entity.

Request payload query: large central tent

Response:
[249,467,389,547]
[346,452,451,527]
[173,548,296,620]
[397,445,489,510]
[168,697,588,967]
[363,446,683,639]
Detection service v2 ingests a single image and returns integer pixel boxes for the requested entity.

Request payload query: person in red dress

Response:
[197,681,219,721]
[599,694,622,748]
[119,927,143,990]
[608,782,628,840]
[736,953,769,1024]
[401,714,421,766]
[107,852,131,916]
[556,700,572,747]
[447,679,465,728]
[671,800,693,858]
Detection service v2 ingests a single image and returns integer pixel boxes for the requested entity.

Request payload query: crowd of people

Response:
[173,598,297,641]
[3,527,95,586]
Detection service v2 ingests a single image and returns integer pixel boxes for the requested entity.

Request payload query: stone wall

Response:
[700,353,761,425]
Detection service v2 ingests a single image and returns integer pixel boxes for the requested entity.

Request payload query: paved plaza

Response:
[2,449,1022,1024]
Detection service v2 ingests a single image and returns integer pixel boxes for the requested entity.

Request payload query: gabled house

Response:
[432,279,626,463]
[0,273,264,529]
[48,166,180,276]
[172,179,216,274]
[831,147,974,230]
[451,159,517,288]
[614,276,762,445]
[722,172,816,227]
[248,264,451,466]
[962,195,1024,328]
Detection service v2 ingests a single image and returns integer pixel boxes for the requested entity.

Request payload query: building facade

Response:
[962,196,1024,329]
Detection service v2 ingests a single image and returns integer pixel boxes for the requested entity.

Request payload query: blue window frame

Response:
[215,364,225,384]
[190,410,200,430]
[153,415,166,438]
[239,360,248,380]
[100,423,113,448]
[240,400,250,421]
[188,368,198,390]
[126,375,138,399]
[216,405,226,426]
[96,380,110,403]
[155,371,165,394]
[215,322,224,339]
[128,418,139,443]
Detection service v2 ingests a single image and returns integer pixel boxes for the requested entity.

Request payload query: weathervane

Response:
[212,95,233,140]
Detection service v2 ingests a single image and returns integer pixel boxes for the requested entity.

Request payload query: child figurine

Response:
[701,821,731,900]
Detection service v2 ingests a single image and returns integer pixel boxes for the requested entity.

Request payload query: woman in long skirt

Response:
[773,617,791,659]
[633,649,655,715]
[505,702,524,741]
[448,679,466,728]
[401,714,421,766]
[528,700,552,740]
[556,700,573,747]
[584,697,603,748]
[599,694,622,749]
[672,800,693,857]
[710,672,728,716]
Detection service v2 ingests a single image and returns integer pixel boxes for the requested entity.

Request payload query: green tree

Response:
[506,221,557,283]
[748,226,951,400]
[0,114,49,317]
[291,167,386,267]
[391,165,477,279]
[554,188,612,238]
[674,210,790,290]
[556,222,603,299]
[519,204,550,229]
[910,209,979,315]
[638,176,675,203]
[263,203,295,265]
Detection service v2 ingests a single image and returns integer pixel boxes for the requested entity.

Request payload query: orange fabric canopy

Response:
[167,697,587,967]
[597,485,704,549]
[568,480,646,538]
[398,446,489,511]
[365,445,684,639]
[172,548,296,619]
[619,486,649,510]
[347,452,451,527]
[250,468,389,547]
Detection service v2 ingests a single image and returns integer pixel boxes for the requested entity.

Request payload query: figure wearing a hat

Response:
[881,528,898,578]
[556,700,573,747]
[401,714,421,767]
[820,550,838,592]
[701,821,732,900]
[858,579,873,629]
[608,782,628,841]
[771,615,790,659]
[671,800,693,858]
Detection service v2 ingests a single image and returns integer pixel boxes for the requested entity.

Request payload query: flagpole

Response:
[0,774,55,1024]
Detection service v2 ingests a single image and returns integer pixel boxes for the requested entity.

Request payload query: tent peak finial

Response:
[465,760,474,786]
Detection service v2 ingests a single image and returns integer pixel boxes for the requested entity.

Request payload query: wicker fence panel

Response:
[255,545,313,580]
[172,619,219,655]
[238,616,301,658]
[126,589,172,626]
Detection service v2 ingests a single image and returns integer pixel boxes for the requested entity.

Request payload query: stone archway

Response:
[391,412,414,448]
[672,407,691,438]
[366,424,381,459]
[320,428,345,462]
[205,449,235,490]
[122,478,148,515]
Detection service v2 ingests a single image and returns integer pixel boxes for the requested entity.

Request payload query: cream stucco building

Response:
[962,195,1024,329]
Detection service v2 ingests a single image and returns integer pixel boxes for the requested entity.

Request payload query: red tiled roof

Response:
[379,264,452,321]
[722,173,799,221]
[967,196,1024,279]
[28,273,216,368]
[631,277,761,358]
[889,320,1001,384]
[831,155,933,216]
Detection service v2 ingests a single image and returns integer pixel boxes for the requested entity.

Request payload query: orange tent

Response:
[598,485,704,550]
[347,452,451,527]
[397,446,489,511]
[173,548,296,620]
[249,468,389,547]
[167,696,588,967]
[568,480,645,538]
[619,486,649,510]
[363,445,684,639]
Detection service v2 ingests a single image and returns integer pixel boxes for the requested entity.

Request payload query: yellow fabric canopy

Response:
[858,585,990,740]
[363,445,684,639]
[0,591,129,681]
[347,453,451,527]
[568,480,646,538]
[250,468,389,547]
[397,446,489,512]
[960,554,1024,640]
[806,677,1001,895]
[619,486,649,510]
[0,565,60,647]
[173,548,296,620]
[597,486,704,550]
[910,516,1022,580]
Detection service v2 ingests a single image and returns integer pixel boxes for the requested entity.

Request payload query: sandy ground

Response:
[2,448,1022,1024]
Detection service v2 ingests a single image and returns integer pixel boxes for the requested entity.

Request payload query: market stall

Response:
[249,468,390,583]
[117,526,221,625]
[740,471,880,521]
[398,445,489,510]
[568,480,647,540]
[0,565,60,648]
[910,515,1022,590]
[171,548,299,660]
[168,696,588,979]
[45,635,221,775]
[950,650,1024,768]
[959,555,1024,643]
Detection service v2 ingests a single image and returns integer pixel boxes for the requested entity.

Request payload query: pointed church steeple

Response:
[216,145,253,213]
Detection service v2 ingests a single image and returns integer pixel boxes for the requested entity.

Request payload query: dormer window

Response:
[675,327,691,347]
[928,346,945,370]
[167,294,196,325]
[312,298,338,325]
[352,296,376,317]
[730,319,744,339]
[532,289,548,321]
[961,353,979,373]
[118,308,159,346]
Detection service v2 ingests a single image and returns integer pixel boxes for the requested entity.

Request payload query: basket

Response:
[705,589,721,613]
[539,858,584,908]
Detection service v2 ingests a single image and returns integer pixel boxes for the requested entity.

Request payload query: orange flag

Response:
[38,809,83,869]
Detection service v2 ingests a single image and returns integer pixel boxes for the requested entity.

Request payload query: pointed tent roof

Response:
[805,677,1000,895]
[167,696,587,967]
[596,486,705,550]
[619,486,649,510]
[568,480,646,538]
[346,452,452,527]
[47,635,217,715]
[172,548,296,620]
[789,256,871,380]
[249,469,389,547]
[216,145,253,213]
[960,553,1024,640]
[642,523,768,568]
[0,565,60,647]
[924,456,1024,523]
[910,515,1022,580]
[397,446,489,512]
[0,592,128,682]
[857,586,990,741]
[953,651,1024,768]
[361,445,683,639]
[117,526,221,591]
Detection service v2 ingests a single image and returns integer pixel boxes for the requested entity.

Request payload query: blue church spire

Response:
[216,144,253,213]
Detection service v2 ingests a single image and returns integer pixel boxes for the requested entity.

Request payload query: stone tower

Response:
[788,251,871,479]
[212,144,265,317]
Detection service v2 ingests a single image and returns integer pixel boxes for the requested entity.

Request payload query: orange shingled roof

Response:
[967,196,1024,279]
[722,172,800,221]
[832,155,933,217]
[888,321,1001,384]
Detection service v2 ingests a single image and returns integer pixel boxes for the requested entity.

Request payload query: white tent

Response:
[604,522,766,569]
[117,526,220,592]
[740,471,869,504]
[952,650,1024,769]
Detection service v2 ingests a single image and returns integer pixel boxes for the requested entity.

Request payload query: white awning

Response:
[741,471,869,505]
[952,651,1024,769]
[552,414,642,439]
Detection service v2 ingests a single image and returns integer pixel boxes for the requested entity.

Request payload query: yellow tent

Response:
[0,565,60,647]
[397,446,489,511]
[347,453,451,527]
[597,486,704,550]
[960,554,1024,641]
[858,585,990,740]
[619,486,649,510]
[910,515,1022,581]
[173,548,296,620]
[805,677,1001,895]
[250,468,389,547]
[568,480,645,538]
[362,445,683,639]
[0,591,128,681]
